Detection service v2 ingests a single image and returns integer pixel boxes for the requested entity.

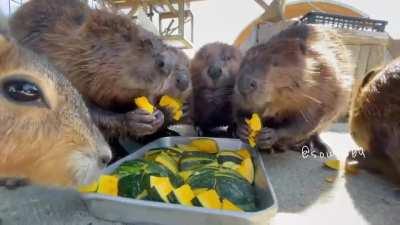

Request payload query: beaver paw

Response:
[256,128,278,149]
[0,177,29,190]
[236,123,250,144]
[126,109,165,137]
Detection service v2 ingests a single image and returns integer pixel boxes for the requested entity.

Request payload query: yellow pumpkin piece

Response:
[171,184,195,206]
[188,138,219,153]
[245,113,262,147]
[97,175,119,196]
[150,176,174,203]
[78,181,98,193]
[192,189,222,209]
[179,170,194,181]
[236,158,255,183]
[345,160,360,175]
[237,148,251,159]
[176,144,199,151]
[324,159,341,170]
[159,95,183,121]
[155,152,178,174]
[222,199,243,211]
[192,188,209,195]
[134,96,155,113]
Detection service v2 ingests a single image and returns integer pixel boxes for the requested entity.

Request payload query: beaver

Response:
[10,0,174,140]
[190,42,242,136]
[349,58,400,184]
[234,24,353,153]
[0,30,111,188]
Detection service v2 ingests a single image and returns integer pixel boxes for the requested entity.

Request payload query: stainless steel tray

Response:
[82,137,278,225]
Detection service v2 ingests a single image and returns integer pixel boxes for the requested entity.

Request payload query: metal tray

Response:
[82,137,278,225]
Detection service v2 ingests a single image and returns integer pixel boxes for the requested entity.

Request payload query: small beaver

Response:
[349,58,400,184]
[190,42,242,136]
[10,0,174,139]
[234,24,353,153]
[0,31,111,188]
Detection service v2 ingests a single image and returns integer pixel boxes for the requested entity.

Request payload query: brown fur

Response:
[0,32,111,187]
[10,0,172,139]
[190,42,242,133]
[234,24,353,151]
[349,57,400,184]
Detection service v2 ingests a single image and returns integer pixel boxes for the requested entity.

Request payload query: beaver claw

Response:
[126,109,164,137]
[256,128,279,149]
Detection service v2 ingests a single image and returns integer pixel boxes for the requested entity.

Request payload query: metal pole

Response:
[178,0,184,37]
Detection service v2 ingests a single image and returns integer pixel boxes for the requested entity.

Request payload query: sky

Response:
[187,0,400,54]
[1,0,399,53]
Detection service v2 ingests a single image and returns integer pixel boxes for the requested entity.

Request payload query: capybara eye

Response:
[3,79,43,103]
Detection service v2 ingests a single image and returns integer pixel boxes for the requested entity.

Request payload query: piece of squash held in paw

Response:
[148,176,174,203]
[237,149,251,159]
[222,199,243,211]
[324,159,341,171]
[134,96,155,113]
[97,175,119,196]
[191,189,222,209]
[78,181,99,193]
[155,152,178,174]
[245,113,262,148]
[236,158,255,183]
[159,95,183,121]
[167,184,195,206]
[188,138,219,154]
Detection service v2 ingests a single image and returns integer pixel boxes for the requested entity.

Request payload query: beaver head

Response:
[161,46,192,101]
[0,33,111,187]
[191,42,242,91]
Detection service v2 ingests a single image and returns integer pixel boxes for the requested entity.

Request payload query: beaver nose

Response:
[98,153,111,168]
[238,76,258,96]
[155,54,173,76]
[208,65,222,81]
[176,73,190,91]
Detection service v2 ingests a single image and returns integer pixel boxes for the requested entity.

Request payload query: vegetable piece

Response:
[155,152,178,174]
[179,153,217,171]
[179,170,194,181]
[191,189,222,209]
[237,148,252,159]
[188,138,219,153]
[345,160,360,174]
[167,184,195,206]
[148,176,174,203]
[218,151,243,164]
[97,175,119,196]
[78,181,98,193]
[118,174,146,198]
[176,144,199,152]
[222,199,243,211]
[324,159,341,170]
[245,113,262,147]
[192,188,209,195]
[236,158,255,183]
[159,95,183,121]
[134,96,154,113]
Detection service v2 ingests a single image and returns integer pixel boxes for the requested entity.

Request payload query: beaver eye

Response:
[3,79,43,103]
[224,55,232,61]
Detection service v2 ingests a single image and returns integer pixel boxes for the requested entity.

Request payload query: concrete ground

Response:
[1,124,399,225]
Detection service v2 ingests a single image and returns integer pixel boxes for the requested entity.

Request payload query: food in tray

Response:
[245,113,262,147]
[79,138,256,212]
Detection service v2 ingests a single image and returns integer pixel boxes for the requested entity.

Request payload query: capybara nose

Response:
[238,76,258,96]
[176,72,190,91]
[156,54,173,76]
[208,64,222,81]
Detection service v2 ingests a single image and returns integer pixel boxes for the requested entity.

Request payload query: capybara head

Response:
[191,42,242,90]
[161,46,192,101]
[0,33,112,187]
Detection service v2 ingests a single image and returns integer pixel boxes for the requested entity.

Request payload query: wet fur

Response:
[349,58,400,184]
[190,42,242,135]
[234,24,353,151]
[10,0,171,139]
